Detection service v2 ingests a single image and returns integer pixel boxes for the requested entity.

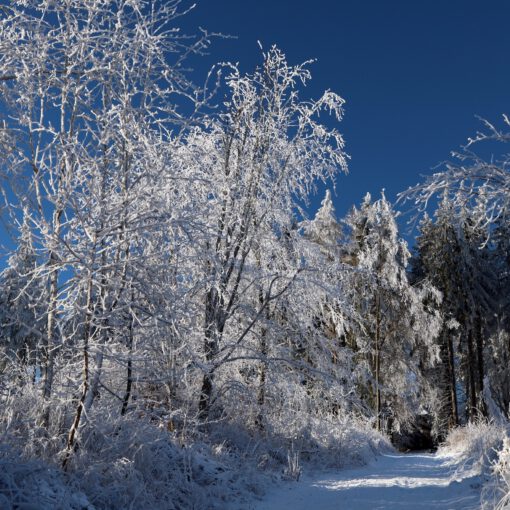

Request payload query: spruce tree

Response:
[346,191,440,432]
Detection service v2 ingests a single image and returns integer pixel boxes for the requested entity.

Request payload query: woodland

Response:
[0,1,509,509]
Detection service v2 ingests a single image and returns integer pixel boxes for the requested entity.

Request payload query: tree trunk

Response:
[39,211,62,428]
[474,312,487,416]
[466,326,478,421]
[62,273,94,470]
[43,261,58,400]
[446,331,459,428]
[255,288,268,431]
[374,291,382,432]
[121,304,135,416]
[198,287,222,422]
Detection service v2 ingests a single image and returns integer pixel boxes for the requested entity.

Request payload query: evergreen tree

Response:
[410,194,463,432]
[485,209,510,416]
[303,189,342,260]
[0,218,46,375]
[346,191,440,432]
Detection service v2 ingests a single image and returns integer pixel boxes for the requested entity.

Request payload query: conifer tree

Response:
[0,217,46,376]
[410,194,462,431]
[346,191,440,431]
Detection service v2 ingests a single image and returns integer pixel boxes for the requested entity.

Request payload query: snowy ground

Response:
[250,451,483,510]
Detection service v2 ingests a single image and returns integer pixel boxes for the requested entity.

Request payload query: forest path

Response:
[252,451,482,509]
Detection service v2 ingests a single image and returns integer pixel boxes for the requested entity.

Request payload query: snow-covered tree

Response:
[402,116,510,229]
[0,0,212,461]
[412,190,502,428]
[181,46,348,422]
[0,218,46,374]
[345,191,441,431]
[410,194,464,431]
[485,212,510,416]
[303,189,342,259]
[401,115,510,426]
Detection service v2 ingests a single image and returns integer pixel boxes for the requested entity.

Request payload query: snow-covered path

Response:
[253,452,482,509]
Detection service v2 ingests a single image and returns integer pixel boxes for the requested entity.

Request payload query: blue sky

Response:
[182,0,510,235]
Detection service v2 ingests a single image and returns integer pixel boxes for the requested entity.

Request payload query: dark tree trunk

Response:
[62,274,94,470]
[474,313,487,416]
[466,326,478,420]
[255,288,268,431]
[121,306,135,416]
[198,288,223,422]
[446,331,459,428]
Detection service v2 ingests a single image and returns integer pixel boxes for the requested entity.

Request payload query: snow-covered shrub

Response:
[494,437,510,509]
[0,408,271,510]
[0,445,93,510]
[68,415,198,509]
[482,435,510,510]
[207,405,390,479]
[303,414,392,469]
[440,421,510,510]
[282,442,301,481]
[441,421,507,475]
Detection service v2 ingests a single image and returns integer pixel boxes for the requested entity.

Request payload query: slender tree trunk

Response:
[374,292,382,432]
[83,253,107,414]
[474,312,486,416]
[198,288,222,422]
[62,273,94,470]
[375,352,381,431]
[466,326,478,421]
[39,211,62,428]
[374,342,382,431]
[121,298,135,416]
[42,264,57,399]
[255,289,268,431]
[84,350,103,414]
[255,345,267,431]
[41,50,73,425]
[446,331,459,428]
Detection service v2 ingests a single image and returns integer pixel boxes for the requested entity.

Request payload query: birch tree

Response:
[0,0,211,455]
[183,46,348,422]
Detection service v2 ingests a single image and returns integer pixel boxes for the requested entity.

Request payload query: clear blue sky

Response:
[182,0,510,232]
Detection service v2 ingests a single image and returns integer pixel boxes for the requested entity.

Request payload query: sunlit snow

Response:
[254,452,482,510]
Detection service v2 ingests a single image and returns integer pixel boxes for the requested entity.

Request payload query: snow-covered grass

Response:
[492,437,510,509]
[438,420,510,510]
[291,414,392,470]
[440,421,507,473]
[195,413,391,507]
[0,395,391,510]
[0,414,269,510]
[0,445,93,510]
[481,435,510,510]
[212,413,391,472]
